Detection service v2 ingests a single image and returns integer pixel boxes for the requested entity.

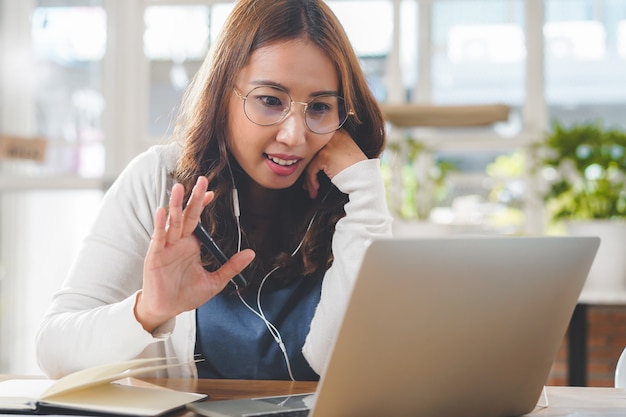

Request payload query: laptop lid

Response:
[188,236,599,417]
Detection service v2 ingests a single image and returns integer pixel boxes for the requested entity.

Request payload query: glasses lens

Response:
[243,86,291,126]
[306,95,348,134]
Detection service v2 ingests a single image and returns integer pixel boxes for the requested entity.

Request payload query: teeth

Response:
[267,155,298,166]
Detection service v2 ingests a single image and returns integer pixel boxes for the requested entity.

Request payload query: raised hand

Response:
[135,176,255,333]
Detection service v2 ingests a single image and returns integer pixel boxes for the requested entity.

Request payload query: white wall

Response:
[1,190,103,374]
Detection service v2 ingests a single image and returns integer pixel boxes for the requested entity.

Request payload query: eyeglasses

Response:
[233,85,352,135]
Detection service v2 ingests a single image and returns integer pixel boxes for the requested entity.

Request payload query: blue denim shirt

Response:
[195,274,323,381]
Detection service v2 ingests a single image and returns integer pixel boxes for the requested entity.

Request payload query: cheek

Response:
[228,127,253,167]
[310,134,334,154]
[227,106,252,153]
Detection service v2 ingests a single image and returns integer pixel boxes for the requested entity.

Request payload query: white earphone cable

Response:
[226,165,332,382]
[234,267,296,381]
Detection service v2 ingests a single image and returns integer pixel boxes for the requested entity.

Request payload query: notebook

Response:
[187,235,600,417]
[0,358,206,415]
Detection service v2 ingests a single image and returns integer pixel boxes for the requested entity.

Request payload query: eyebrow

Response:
[249,79,340,97]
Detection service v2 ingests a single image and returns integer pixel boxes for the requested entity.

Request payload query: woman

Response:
[36,0,392,381]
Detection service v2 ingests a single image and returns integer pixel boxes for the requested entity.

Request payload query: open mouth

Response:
[265,154,299,167]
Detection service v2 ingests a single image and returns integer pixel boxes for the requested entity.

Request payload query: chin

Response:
[257,175,301,191]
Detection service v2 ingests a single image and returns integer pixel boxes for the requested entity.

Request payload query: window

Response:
[385,0,527,233]
[144,3,235,139]
[432,0,526,105]
[31,5,107,178]
[545,0,626,130]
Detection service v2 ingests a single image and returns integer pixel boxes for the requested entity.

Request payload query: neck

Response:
[233,176,286,248]
[239,181,282,218]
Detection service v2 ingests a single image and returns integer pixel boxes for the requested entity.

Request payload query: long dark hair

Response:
[172,0,386,288]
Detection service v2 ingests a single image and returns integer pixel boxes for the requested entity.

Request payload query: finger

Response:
[304,157,322,199]
[166,183,185,244]
[307,169,321,200]
[182,177,213,236]
[210,249,256,286]
[150,206,168,253]
[304,176,319,199]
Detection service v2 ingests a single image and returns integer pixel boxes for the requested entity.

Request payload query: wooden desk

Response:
[146,378,316,417]
[147,377,317,402]
[2,376,626,416]
[146,379,626,417]
[527,387,626,416]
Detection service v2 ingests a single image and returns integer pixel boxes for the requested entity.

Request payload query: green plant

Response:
[537,120,626,222]
[485,151,526,230]
[382,136,456,220]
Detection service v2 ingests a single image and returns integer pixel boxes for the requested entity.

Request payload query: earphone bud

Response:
[232,188,240,218]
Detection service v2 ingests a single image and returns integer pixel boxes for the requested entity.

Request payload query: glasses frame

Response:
[233,86,353,135]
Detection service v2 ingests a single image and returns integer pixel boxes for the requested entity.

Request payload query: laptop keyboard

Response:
[245,410,309,417]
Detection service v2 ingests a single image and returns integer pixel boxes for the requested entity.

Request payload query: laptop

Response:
[187,236,600,417]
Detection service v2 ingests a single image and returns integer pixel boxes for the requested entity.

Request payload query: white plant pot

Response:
[565,220,626,293]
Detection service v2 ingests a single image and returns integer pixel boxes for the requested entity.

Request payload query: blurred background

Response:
[1,0,625,378]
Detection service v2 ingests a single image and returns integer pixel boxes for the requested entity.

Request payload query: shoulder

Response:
[115,142,181,189]
[107,142,182,208]
[125,142,182,175]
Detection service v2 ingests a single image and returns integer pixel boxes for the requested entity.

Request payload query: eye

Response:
[249,86,289,111]
[308,99,333,115]
[257,94,284,108]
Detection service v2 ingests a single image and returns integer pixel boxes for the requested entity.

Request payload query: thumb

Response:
[213,249,256,285]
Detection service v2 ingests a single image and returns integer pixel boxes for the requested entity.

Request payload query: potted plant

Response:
[539,120,626,221]
[535,120,626,292]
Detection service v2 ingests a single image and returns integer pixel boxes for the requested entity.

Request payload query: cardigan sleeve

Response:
[35,144,187,378]
[302,158,393,375]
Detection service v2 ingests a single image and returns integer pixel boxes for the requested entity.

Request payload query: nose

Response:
[275,103,308,147]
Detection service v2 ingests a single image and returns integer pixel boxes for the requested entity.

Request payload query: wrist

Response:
[133,290,162,334]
